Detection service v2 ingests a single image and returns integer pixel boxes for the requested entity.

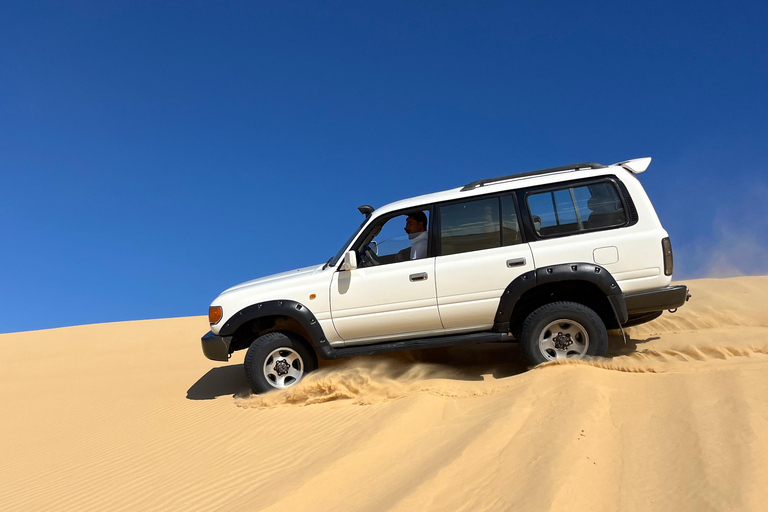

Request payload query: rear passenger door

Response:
[434,194,534,331]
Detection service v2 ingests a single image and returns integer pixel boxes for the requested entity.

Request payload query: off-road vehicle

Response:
[202,157,689,393]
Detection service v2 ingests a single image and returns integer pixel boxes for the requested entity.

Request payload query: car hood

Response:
[219,263,325,296]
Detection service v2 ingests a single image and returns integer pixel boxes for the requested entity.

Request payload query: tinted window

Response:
[580,182,626,229]
[440,197,500,256]
[527,189,580,236]
[527,181,626,237]
[500,195,522,246]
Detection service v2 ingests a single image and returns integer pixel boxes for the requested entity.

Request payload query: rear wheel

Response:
[520,301,608,366]
[244,332,317,393]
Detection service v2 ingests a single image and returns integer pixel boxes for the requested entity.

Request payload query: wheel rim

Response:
[538,319,589,361]
[263,348,304,389]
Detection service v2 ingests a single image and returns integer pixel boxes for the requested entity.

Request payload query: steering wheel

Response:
[361,244,381,266]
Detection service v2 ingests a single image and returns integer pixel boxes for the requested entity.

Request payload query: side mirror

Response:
[340,250,358,271]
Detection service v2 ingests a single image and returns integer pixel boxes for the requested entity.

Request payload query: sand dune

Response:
[1,276,767,511]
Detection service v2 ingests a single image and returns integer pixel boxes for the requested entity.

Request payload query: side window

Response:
[500,195,522,246]
[527,190,579,236]
[577,182,627,229]
[357,209,430,266]
[527,180,626,238]
[440,197,500,256]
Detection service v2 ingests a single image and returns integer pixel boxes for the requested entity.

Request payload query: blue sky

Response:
[2,1,767,334]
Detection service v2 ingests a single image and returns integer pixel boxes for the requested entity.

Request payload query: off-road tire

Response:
[520,301,608,366]
[244,331,318,394]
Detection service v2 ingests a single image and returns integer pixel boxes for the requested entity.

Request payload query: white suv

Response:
[202,158,689,393]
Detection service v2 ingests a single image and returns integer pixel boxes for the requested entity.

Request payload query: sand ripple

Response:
[2,277,768,511]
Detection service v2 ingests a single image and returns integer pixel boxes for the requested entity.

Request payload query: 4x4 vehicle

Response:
[202,157,689,393]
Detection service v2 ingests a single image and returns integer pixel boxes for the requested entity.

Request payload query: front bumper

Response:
[624,285,690,315]
[201,331,232,362]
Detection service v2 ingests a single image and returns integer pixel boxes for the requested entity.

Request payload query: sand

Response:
[1,276,767,511]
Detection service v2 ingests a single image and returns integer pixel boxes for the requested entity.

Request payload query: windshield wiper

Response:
[322,256,333,270]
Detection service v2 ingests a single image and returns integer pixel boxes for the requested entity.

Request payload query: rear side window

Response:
[527,181,626,237]
[440,197,500,256]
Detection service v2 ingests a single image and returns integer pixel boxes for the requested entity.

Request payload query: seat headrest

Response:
[587,195,620,214]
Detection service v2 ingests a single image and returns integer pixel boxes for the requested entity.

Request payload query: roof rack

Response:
[460,162,606,192]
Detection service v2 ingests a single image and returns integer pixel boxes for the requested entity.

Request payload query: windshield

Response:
[328,219,367,267]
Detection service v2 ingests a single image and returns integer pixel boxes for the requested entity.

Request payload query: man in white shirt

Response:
[404,212,428,260]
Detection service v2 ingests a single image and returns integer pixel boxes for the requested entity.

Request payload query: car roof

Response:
[373,163,631,217]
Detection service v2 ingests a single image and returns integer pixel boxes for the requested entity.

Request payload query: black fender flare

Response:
[218,300,331,351]
[491,263,628,332]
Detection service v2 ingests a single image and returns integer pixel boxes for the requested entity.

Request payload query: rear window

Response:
[527,181,626,237]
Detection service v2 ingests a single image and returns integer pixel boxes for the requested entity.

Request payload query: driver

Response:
[404,212,428,260]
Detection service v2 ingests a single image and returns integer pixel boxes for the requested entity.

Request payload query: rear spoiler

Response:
[613,157,652,174]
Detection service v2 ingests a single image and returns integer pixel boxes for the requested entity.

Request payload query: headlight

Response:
[209,306,223,324]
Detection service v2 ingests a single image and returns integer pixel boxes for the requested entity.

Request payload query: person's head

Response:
[404,211,427,235]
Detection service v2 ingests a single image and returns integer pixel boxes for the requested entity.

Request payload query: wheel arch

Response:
[218,300,330,355]
[492,263,628,337]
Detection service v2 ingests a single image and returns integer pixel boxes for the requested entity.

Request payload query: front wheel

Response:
[244,332,318,393]
[520,301,608,366]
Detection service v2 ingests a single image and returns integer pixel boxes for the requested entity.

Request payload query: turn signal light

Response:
[209,306,223,324]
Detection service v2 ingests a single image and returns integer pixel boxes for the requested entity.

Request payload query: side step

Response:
[317,331,511,360]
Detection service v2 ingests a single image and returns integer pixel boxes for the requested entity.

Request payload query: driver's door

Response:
[329,210,443,345]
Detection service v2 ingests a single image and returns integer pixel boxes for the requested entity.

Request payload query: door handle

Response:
[506,257,526,267]
[409,272,428,282]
